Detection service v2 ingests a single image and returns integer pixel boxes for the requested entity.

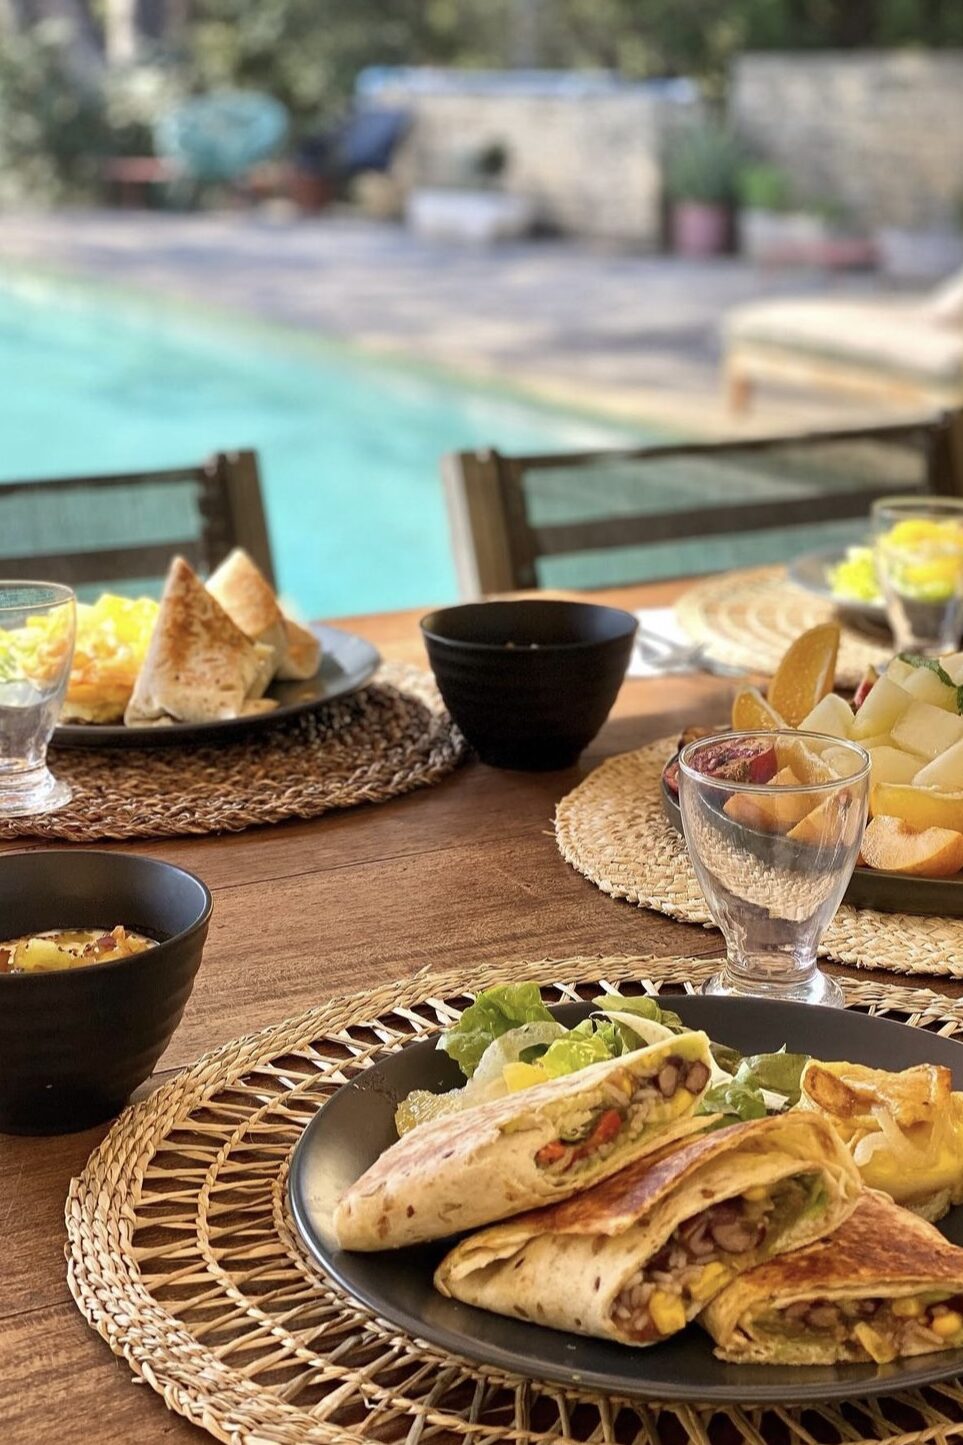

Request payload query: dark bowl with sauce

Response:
[0,849,211,1134]
[421,600,638,770]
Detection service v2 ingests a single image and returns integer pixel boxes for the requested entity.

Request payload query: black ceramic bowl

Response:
[421,600,638,770]
[0,849,211,1135]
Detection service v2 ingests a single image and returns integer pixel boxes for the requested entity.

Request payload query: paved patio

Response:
[0,210,907,436]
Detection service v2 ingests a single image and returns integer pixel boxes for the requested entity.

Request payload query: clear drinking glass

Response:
[872,495,963,654]
[678,730,870,1007]
[0,582,76,816]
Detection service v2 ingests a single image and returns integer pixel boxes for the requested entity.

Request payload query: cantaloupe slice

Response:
[861,816,963,877]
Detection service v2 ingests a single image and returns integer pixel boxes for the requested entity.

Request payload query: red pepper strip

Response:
[535,1140,568,1167]
[573,1108,623,1160]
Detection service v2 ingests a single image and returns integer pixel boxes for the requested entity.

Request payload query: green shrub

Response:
[737,162,793,212]
[665,123,743,205]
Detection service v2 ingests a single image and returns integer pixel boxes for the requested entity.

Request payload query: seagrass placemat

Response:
[67,953,963,1445]
[675,565,885,687]
[1,665,465,843]
[556,737,963,979]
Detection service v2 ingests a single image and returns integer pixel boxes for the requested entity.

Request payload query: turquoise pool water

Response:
[0,274,635,615]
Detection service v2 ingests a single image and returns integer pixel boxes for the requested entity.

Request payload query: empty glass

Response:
[0,583,76,816]
[678,730,870,1007]
[872,495,963,655]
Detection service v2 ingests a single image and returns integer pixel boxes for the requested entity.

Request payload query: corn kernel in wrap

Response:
[703,1189,963,1365]
[333,1032,714,1251]
[436,1113,859,1345]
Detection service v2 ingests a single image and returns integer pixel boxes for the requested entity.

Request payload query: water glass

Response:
[678,730,870,1007]
[0,583,76,816]
[872,495,963,654]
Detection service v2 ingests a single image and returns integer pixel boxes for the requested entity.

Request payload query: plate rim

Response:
[287,994,963,1406]
[51,623,381,749]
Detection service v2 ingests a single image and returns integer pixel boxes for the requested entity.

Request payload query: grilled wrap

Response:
[207,548,320,680]
[333,1032,715,1251]
[435,1113,860,1346]
[703,1189,963,1365]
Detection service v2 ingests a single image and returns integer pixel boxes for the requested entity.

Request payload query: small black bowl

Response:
[0,849,212,1135]
[421,600,638,770]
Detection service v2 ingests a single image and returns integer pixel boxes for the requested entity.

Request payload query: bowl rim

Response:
[420,599,639,651]
[0,848,213,983]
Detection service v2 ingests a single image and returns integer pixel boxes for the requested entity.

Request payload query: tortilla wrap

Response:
[333,1032,715,1251]
[206,548,287,668]
[125,557,269,725]
[703,1189,963,1365]
[275,615,321,680]
[435,1113,860,1345]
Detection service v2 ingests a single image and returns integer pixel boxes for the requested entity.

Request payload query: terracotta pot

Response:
[287,165,333,215]
[671,201,729,257]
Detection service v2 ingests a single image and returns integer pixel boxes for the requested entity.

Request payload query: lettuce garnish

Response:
[438,983,553,1078]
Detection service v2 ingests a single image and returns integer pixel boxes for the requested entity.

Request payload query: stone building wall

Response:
[731,51,963,229]
[359,69,702,245]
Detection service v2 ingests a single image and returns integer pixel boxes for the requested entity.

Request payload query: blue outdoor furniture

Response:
[155,91,289,184]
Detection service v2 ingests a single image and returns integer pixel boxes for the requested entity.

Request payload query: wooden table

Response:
[0,578,947,1444]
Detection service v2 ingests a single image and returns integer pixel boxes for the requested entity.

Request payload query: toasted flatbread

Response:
[436,1113,861,1346]
[703,1190,963,1365]
[207,548,287,667]
[275,615,321,681]
[125,557,267,725]
[334,1033,715,1251]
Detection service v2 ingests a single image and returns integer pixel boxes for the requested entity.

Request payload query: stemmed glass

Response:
[0,582,76,816]
[678,730,870,1007]
[872,495,963,655]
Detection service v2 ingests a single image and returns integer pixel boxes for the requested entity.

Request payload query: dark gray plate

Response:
[789,548,889,637]
[661,773,963,917]
[52,624,380,749]
[288,994,963,1405]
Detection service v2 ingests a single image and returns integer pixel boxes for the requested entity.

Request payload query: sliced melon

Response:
[890,700,963,761]
[902,665,960,711]
[869,745,926,789]
[886,657,916,686]
[798,692,855,740]
[851,675,912,740]
[914,735,963,790]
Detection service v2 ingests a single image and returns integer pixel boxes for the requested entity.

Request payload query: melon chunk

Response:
[914,735,963,790]
[890,700,963,760]
[798,692,855,740]
[851,676,911,740]
[886,658,915,687]
[861,816,963,878]
[869,745,926,789]
[902,665,960,711]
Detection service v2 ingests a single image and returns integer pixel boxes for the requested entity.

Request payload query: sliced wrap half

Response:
[333,1032,715,1251]
[435,1113,860,1345]
[703,1189,963,1365]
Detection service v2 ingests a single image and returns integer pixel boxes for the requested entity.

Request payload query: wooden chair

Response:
[0,449,275,595]
[442,411,963,596]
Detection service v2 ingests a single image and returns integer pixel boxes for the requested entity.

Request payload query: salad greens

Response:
[438,983,553,1077]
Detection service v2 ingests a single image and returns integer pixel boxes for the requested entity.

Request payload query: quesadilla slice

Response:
[275,615,321,680]
[703,1189,963,1365]
[333,1032,715,1251]
[799,1059,963,1222]
[435,1113,860,1346]
[124,557,270,725]
[206,547,287,670]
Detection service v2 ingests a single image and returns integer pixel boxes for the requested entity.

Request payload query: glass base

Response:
[0,765,71,817]
[703,963,844,1008]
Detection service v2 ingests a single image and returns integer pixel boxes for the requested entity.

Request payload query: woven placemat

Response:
[556,737,963,979]
[676,565,885,687]
[67,953,963,1445]
[2,665,465,843]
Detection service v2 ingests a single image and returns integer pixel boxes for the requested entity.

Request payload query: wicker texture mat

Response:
[556,738,963,979]
[3,666,464,843]
[675,565,884,687]
[67,953,963,1445]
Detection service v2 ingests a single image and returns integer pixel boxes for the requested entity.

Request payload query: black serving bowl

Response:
[421,600,638,770]
[0,849,212,1134]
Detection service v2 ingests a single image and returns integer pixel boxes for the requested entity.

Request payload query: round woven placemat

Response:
[556,738,963,979]
[1,665,465,843]
[676,565,884,687]
[67,953,963,1445]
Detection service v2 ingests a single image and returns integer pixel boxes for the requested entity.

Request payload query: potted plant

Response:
[664,123,742,257]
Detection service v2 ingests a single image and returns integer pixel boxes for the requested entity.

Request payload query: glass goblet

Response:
[0,582,76,816]
[872,495,963,655]
[678,730,870,1007]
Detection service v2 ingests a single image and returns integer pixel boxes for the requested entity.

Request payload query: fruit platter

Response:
[662,622,963,915]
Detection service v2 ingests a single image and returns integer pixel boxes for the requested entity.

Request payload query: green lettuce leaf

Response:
[438,983,553,1078]
[734,1050,808,1105]
[539,1029,614,1079]
[698,1079,768,1123]
[593,992,685,1033]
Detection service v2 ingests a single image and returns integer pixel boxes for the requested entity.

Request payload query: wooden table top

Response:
[0,576,952,1444]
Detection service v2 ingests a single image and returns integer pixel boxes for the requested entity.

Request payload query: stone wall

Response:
[731,51,963,229]
[358,69,702,245]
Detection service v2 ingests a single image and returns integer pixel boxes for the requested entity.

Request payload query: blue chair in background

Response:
[155,91,289,195]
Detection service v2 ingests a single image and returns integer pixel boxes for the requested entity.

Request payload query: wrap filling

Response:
[752,1291,963,1364]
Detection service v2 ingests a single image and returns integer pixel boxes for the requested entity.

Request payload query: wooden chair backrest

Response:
[442,411,963,596]
[0,449,274,593]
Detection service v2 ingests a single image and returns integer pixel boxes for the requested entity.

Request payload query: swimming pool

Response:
[1,273,636,616]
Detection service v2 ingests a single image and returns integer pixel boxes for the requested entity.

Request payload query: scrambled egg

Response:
[65,594,158,723]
